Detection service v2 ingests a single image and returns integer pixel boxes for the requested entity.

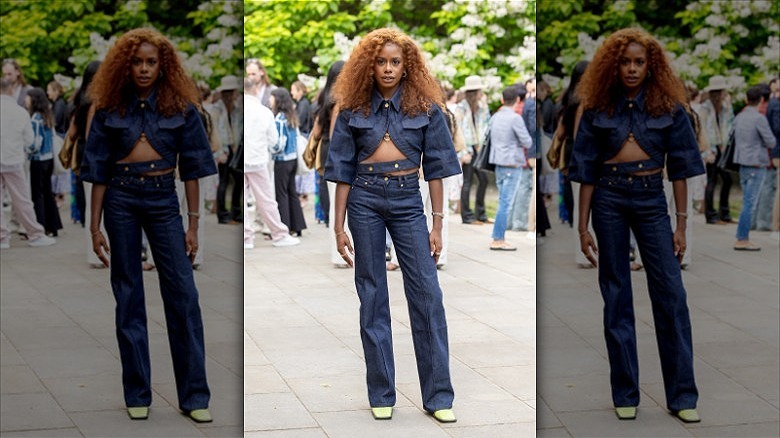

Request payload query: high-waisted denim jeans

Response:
[591,163,698,412]
[347,171,454,412]
[103,161,210,411]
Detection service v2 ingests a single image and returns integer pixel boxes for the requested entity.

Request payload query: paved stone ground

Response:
[244,197,536,437]
[537,203,780,438]
[1,209,244,437]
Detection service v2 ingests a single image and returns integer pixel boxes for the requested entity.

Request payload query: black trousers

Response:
[217,148,242,222]
[30,159,62,234]
[704,149,732,222]
[274,159,307,233]
[460,161,488,222]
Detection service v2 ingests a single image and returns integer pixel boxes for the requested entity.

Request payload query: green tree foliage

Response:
[0,0,241,94]
[538,0,779,94]
[244,0,536,99]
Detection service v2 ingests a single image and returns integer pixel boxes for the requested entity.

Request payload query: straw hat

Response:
[217,75,240,92]
[461,75,485,91]
[703,75,728,92]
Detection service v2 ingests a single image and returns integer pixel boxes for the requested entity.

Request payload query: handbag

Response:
[303,133,320,170]
[473,124,495,172]
[296,129,312,176]
[716,129,739,171]
[51,134,68,175]
[546,124,565,170]
[57,134,76,173]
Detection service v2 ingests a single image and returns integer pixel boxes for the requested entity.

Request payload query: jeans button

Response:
[384,177,388,181]
[368,166,373,171]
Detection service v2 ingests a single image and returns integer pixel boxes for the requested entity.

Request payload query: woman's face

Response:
[291,85,302,100]
[130,42,160,97]
[269,94,276,111]
[24,95,31,111]
[618,42,648,98]
[373,43,404,98]
[47,84,57,101]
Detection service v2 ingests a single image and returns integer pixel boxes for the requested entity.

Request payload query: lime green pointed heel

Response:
[371,406,393,420]
[432,408,457,423]
[127,406,149,420]
[615,406,637,420]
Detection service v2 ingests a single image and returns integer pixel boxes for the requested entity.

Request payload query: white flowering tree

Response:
[0,0,243,95]
[538,0,779,98]
[245,0,536,106]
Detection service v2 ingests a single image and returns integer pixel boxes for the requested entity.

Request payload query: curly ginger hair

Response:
[89,28,199,117]
[577,28,686,117]
[333,28,441,116]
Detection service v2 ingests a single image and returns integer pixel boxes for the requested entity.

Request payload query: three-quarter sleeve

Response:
[324,111,358,184]
[178,105,218,181]
[666,105,706,181]
[568,110,600,184]
[80,110,112,184]
[421,106,462,181]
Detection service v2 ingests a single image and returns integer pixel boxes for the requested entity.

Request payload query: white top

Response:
[0,94,34,170]
[244,93,278,170]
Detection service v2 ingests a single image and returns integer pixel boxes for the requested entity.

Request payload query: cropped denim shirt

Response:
[324,86,462,183]
[568,89,705,184]
[81,90,217,184]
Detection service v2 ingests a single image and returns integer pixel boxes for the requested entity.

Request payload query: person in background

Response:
[456,75,490,224]
[25,87,63,237]
[732,84,776,251]
[1,58,32,108]
[1,78,57,249]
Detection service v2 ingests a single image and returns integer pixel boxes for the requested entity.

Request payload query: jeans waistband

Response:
[109,169,176,191]
[600,159,660,176]
[597,169,663,190]
[357,159,419,175]
[112,159,173,176]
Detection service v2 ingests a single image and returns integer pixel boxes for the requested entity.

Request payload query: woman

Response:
[325,27,461,423]
[269,87,307,236]
[66,61,101,255]
[80,28,217,422]
[700,75,735,224]
[569,28,704,422]
[47,80,69,136]
[455,75,490,224]
[25,88,63,236]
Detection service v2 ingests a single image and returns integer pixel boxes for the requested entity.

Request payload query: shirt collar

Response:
[618,86,646,113]
[131,87,158,111]
[371,85,402,114]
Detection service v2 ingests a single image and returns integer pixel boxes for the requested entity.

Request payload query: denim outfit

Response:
[82,90,217,411]
[569,89,705,412]
[325,86,461,412]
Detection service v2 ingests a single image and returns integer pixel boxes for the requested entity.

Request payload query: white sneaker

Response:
[272,235,300,247]
[0,241,10,249]
[28,235,56,247]
[244,242,254,249]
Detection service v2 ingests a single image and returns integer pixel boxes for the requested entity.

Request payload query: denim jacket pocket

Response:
[348,115,374,129]
[645,114,673,130]
[592,113,619,129]
[158,114,186,130]
[104,113,131,129]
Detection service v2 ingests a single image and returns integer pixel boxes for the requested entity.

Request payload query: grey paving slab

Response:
[244,198,535,436]
[1,212,243,437]
[538,203,780,437]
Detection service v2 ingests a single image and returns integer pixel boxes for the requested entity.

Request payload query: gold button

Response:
[638,163,643,168]
[384,177,389,181]
[384,102,389,108]
[368,166,373,171]
[141,103,145,108]
[140,177,144,181]
[364,181,368,185]
[401,183,404,187]
[150,163,155,168]
[628,177,633,182]
[124,166,129,171]
[394,163,399,168]
[628,103,633,108]
[612,166,617,171]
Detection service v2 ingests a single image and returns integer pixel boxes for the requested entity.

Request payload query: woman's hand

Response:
[336,231,354,268]
[429,228,443,265]
[91,230,110,268]
[185,227,198,264]
[673,227,686,265]
[579,230,598,268]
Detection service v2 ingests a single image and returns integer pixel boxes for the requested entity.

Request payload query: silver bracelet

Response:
[431,212,445,219]
[675,212,688,218]
[187,211,201,218]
